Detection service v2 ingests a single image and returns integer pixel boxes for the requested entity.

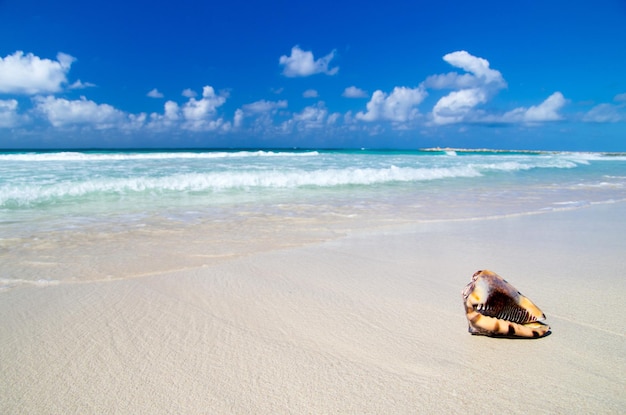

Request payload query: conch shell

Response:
[462,270,550,338]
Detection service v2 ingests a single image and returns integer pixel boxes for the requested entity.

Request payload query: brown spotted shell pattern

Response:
[462,270,550,338]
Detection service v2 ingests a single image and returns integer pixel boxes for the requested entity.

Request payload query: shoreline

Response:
[2,199,625,290]
[1,202,625,413]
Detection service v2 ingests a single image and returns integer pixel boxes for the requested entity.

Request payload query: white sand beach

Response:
[1,202,625,414]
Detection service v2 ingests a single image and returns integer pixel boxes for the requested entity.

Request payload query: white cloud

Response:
[342,86,368,98]
[522,92,566,122]
[147,101,180,130]
[127,112,147,129]
[163,101,180,120]
[423,72,480,90]
[0,51,75,95]
[233,109,244,128]
[147,88,164,98]
[0,99,21,128]
[293,103,327,124]
[34,95,129,128]
[356,86,427,122]
[582,92,626,123]
[327,112,341,125]
[432,88,488,125]
[180,86,227,131]
[234,99,288,130]
[242,99,288,114]
[0,48,581,137]
[613,92,626,103]
[442,50,506,87]
[69,79,96,90]
[279,46,339,77]
[479,92,567,124]
[280,102,332,131]
[427,52,568,126]
[429,51,507,125]
[583,102,624,123]
[147,86,230,132]
[580,92,626,123]
[182,88,197,98]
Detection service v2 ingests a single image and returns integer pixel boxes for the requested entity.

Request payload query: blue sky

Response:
[1,0,625,150]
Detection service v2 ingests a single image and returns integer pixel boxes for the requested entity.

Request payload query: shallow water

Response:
[1,149,625,288]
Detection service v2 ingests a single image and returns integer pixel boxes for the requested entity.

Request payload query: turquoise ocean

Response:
[1,148,626,239]
[2,148,626,288]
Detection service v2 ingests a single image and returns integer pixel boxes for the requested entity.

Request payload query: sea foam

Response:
[1,150,625,230]
[0,165,483,207]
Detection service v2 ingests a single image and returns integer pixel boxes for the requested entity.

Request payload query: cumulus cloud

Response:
[0,99,21,128]
[427,52,570,126]
[279,46,339,77]
[342,86,368,98]
[582,98,626,123]
[442,50,506,87]
[0,48,582,137]
[583,104,623,123]
[180,86,227,131]
[522,92,567,122]
[429,51,507,125]
[356,86,427,122]
[423,72,477,90]
[327,112,341,124]
[147,88,164,98]
[182,88,197,98]
[432,88,488,125]
[147,86,230,132]
[293,103,327,125]
[423,50,505,92]
[34,95,130,128]
[281,102,339,132]
[0,51,75,95]
[475,92,567,124]
[614,92,626,102]
[148,101,185,132]
[234,99,288,130]
[233,109,244,128]
[163,101,180,121]
[149,100,181,130]
[69,79,96,90]
[242,99,288,114]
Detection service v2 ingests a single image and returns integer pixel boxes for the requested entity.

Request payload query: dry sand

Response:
[1,203,625,414]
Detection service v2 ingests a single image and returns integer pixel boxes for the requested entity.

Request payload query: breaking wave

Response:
[1,166,484,207]
[0,150,604,209]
